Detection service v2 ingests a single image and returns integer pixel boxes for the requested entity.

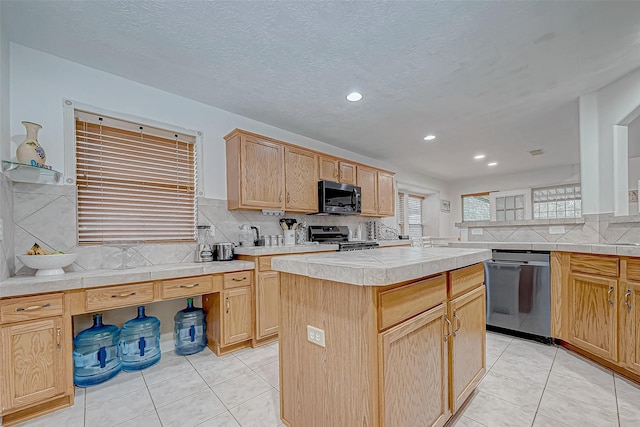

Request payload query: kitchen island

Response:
[271,247,491,427]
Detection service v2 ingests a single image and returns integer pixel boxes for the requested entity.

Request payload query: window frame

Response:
[63,99,203,244]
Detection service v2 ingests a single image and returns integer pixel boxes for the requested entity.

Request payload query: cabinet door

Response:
[379,304,450,427]
[568,272,618,361]
[620,280,640,375]
[377,172,395,217]
[449,286,486,413]
[240,135,284,209]
[256,271,280,339]
[357,166,378,216]
[319,156,339,182]
[222,287,252,346]
[339,161,357,185]
[285,147,318,212]
[1,318,66,411]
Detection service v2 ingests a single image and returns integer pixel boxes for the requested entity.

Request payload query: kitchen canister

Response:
[283,230,295,245]
[120,306,161,371]
[73,314,121,387]
[174,298,207,355]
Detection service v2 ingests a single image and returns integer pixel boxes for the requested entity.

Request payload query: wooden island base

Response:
[278,262,486,427]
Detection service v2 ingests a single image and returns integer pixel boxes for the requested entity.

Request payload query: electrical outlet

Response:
[307,325,326,347]
[471,228,483,235]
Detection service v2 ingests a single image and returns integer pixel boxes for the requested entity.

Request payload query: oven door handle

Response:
[487,260,549,267]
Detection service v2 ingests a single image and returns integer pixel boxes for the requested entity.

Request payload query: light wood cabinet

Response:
[621,280,640,375]
[357,165,396,217]
[226,131,284,210]
[1,317,67,412]
[221,287,252,346]
[357,165,378,215]
[284,147,318,212]
[226,129,396,216]
[449,286,486,413]
[256,271,280,339]
[379,304,449,427]
[568,272,618,361]
[339,161,357,185]
[319,156,339,181]
[377,171,395,217]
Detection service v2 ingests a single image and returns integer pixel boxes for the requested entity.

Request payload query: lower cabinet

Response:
[1,317,67,412]
[256,271,280,339]
[448,286,486,413]
[222,287,253,345]
[567,272,618,361]
[620,279,640,375]
[379,304,450,427]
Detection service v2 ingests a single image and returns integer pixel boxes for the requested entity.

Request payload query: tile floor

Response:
[10,332,640,427]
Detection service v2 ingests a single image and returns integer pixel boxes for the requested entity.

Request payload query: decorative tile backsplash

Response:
[10,183,376,274]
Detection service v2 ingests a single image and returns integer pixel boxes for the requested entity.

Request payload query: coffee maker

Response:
[195,225,214,262]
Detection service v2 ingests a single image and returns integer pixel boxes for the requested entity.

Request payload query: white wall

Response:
[8,44,448,204]
[448,164,580,233]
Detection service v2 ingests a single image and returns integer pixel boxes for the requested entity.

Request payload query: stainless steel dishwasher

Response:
[484,250,551,341]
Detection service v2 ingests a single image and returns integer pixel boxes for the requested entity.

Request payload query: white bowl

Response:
[17,253,78,276]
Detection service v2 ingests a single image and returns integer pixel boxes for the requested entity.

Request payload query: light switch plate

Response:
[471,228,483,235]
[549,226,565,235]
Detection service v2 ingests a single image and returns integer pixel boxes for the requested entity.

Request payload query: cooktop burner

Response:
[308,225,379,251]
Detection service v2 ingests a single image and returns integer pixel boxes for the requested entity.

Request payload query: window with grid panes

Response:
[75,110,197,244]
[532,184,581,219]
[495,195,525,221]
[462,193,491,221]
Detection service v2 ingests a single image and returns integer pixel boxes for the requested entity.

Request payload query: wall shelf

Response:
[1,161,63,184]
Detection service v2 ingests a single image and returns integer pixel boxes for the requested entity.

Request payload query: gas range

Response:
[308,225,379,252]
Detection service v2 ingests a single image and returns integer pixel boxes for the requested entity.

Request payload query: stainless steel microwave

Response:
[316,180,361,215]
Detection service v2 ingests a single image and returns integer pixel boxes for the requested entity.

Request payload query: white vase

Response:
[16,121,46,165]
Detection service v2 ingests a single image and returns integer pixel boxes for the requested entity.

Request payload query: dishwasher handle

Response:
[486,260,549,268]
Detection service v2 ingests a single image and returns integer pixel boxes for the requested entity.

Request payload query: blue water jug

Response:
[174,298,207,355]
[73,314,121,387]
[120,306,161,371]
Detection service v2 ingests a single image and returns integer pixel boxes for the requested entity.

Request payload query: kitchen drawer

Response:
[0,293,64,324]
[162,275,220,299]
[258,256,274,272]
[85,282,154,312]
[449,263,485,298]
[377,274,446,331]
[627,258,640,282]
[224,271,252,289]
[571,254,619,278]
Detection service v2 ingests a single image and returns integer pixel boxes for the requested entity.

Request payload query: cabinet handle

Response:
[232,277,246,282]
[180,283,199,289]
[287,192,291,203]
[444,315,452,342]
[56,327,61,349]
[15,303,51,312]
[112,292,136,298]
[608,286,615,306]
[226,297,230,314]
[625,288,632,312]
[453,311,461,336]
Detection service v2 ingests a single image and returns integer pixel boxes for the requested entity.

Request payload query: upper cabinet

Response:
[227,132,285,210]
[318,156,357,185]
[285,147,318,213]
[225,129,395,216]
[357,166,396,217]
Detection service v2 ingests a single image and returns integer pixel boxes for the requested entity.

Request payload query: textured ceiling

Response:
[3,1,640,182]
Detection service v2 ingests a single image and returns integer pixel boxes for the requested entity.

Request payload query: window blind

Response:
[397,192,405,234]
[407,195,423,239]
[75,111,197,244]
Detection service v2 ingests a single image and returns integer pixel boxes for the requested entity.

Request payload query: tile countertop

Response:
[449,241,640,257]
[0,260,255,298]
[233,239,411,256]
[271,246,491,287]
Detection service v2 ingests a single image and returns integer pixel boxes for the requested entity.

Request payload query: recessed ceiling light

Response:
[488,162,498,167]
[474,154,486,160]
[423,135,436,141]
[346,92,363,102]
